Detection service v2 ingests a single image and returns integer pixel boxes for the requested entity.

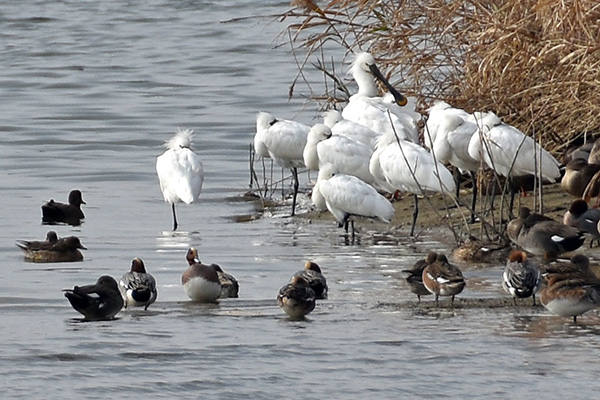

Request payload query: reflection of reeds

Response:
[284,0,600,154]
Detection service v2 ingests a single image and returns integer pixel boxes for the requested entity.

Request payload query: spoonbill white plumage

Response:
[322,109,380,151]
[303,124,375,185]
[342,52,420,143]
[425,101,479,222]
[156,128,204,231]
[468,111,561,211]
[369,131,456,236]
[312,164,394,239]
[255,112,309,216]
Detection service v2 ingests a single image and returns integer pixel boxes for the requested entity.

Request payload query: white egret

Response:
[303,124,374,185]
[342,52,420,143]
[313,165,394,240]
[255,112,309,216]
[369,131,456,236]
[156,128,204,231]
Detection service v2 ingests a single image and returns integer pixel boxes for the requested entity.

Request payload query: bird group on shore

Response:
[254,52,564,239]
[17,50,600,324]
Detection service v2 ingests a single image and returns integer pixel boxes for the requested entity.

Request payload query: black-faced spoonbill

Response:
[255,111,309,216]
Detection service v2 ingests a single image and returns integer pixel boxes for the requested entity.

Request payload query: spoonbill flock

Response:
[251,51,563,239]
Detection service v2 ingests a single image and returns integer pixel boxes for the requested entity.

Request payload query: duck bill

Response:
[368,63,407,106]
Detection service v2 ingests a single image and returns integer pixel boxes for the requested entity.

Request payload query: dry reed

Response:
[284,0,600,154]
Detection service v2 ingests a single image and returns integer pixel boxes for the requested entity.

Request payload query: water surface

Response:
[1,1,599,398]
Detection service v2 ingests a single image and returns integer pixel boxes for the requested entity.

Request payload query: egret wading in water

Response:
[156,129,204,231]
[255,111,309,216]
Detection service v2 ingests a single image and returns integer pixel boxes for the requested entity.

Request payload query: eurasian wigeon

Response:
[277,275,316,319]
[540,255,600,323]
[181,248,221,303]
[502,251,541,306]
[291,261,328,300]
[211,263,239,299]
[402,252,437,302]
[119,258,158,310]
[422,254,466,307]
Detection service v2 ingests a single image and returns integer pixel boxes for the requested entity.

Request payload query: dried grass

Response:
[284,0,600,154]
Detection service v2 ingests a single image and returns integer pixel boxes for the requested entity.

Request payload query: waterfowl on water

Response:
[181,248,221,303]
[41,189,85,225]
[422,254,466,307]
[156,128,204,231]
[16,234,86,263]
[502,251,541,306]
[211,263,239,299]
[119,258,158,310]
[15,230,58,252]
[506,206,584,260]
[291,261,328,300]
[277,275,316,320]
[540,255,600,323]
[63,275,124,321]
[402,252,437,302]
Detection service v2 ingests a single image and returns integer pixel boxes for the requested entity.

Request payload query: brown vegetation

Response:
[284,0,600,153]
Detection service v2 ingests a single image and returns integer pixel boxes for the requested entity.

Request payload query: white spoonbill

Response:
[468,111,561,211]
[303,124,374,185]
[342,52,420,143]
[322,109,380,151]
[425,101,479,222]
[156,129,204,231]
[255,112,309,216]
[370,132,456,236]
[313,164,394,240]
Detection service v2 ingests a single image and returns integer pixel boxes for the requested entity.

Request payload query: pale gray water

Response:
[1,1,600,398]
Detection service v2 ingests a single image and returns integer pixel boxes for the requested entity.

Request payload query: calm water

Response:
[1,1,599,398]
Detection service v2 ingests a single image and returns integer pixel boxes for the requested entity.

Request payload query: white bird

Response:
[303,124,374,184]
[322,109,380,150]
[255,112,310,216]
[370,131,456,236]
[313,165,394,240]
[425,101,480,223]
[342,52,420,143]
[156,129,204,230]
[468,111,561,212]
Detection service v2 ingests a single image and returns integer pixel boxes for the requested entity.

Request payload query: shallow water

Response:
[1,1,600,398]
